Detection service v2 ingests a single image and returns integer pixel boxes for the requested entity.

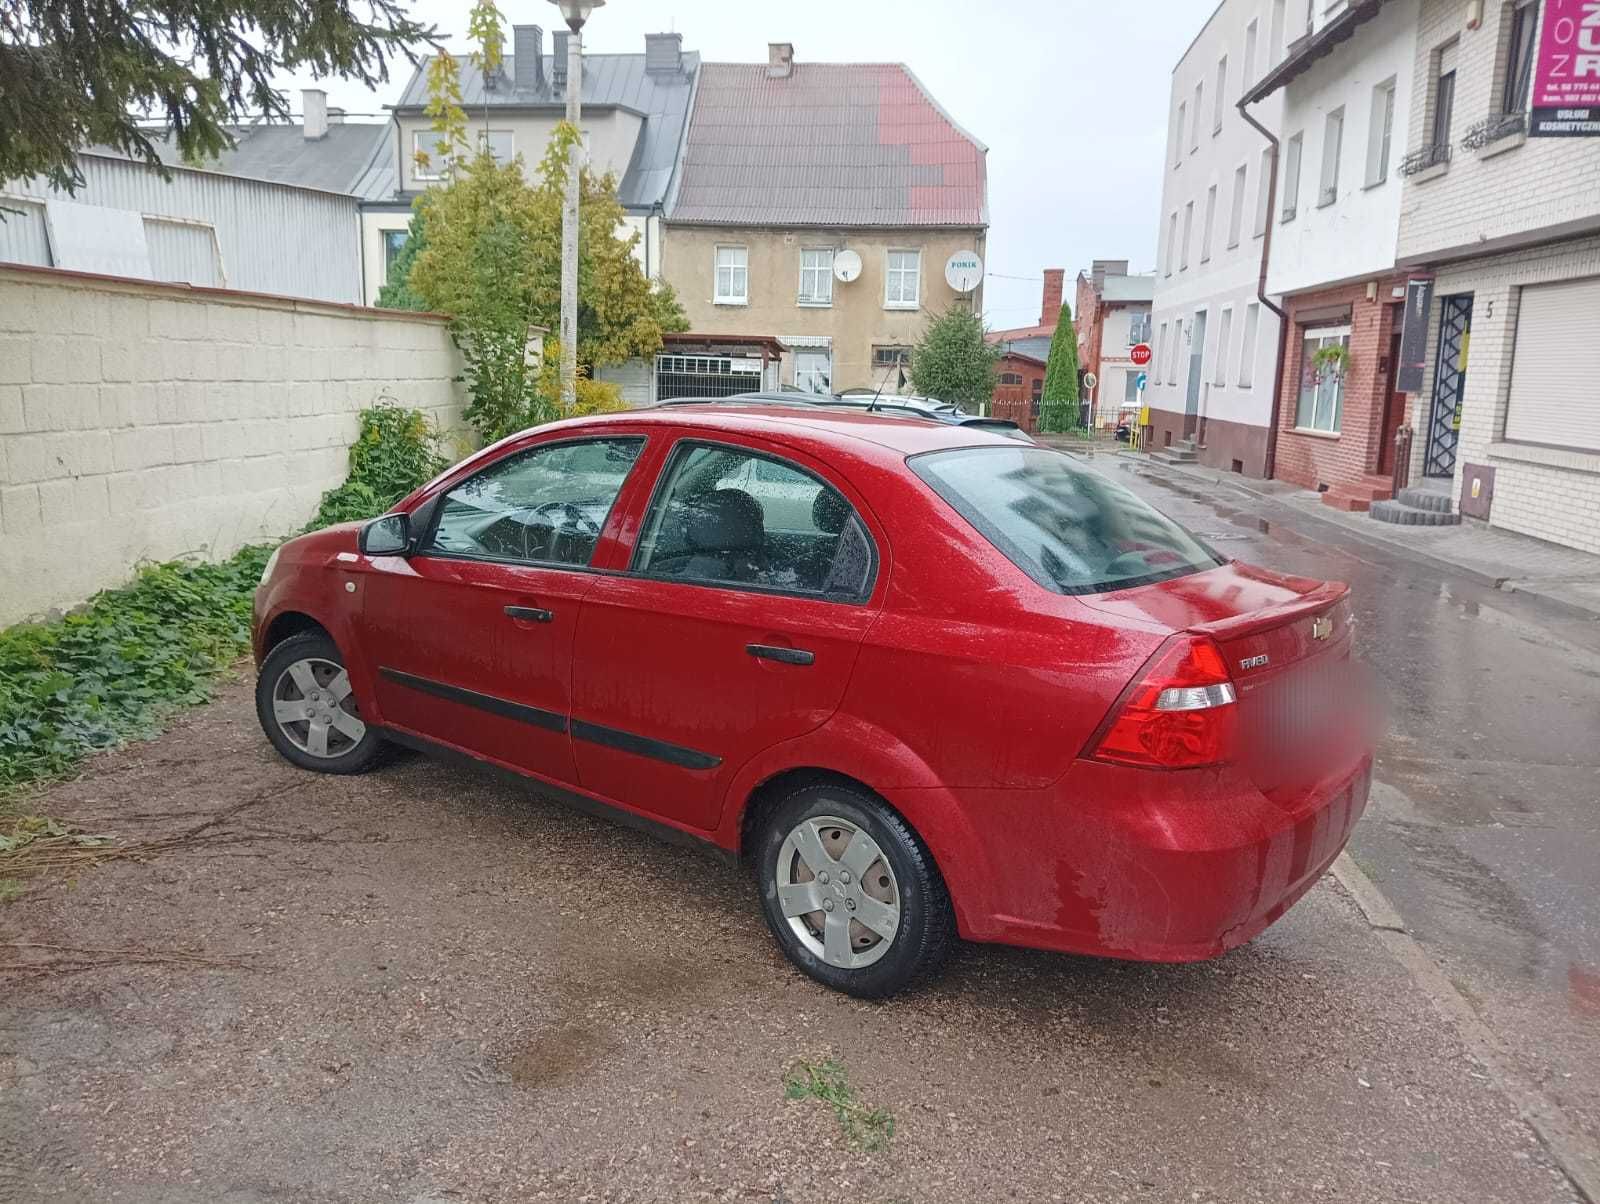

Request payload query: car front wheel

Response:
[255,631,385,774]
[755,782,954,998]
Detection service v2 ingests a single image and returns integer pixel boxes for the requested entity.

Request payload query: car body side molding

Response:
[569,719,723,771]
[379,667,568,734]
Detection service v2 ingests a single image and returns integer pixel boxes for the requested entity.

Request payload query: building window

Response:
[412,130,453,180]
[1366,78,1397,186]
[1174,101,1187,166]
[999,371,1024,386]
[479,129,514,164]
[884,250,921,308]
[1502,1,1538,117]
[1201,185,1218,262]
[1214,56,1229,132]
[714,245,748,304]
[1228,163,1248,248]
[1319,106,1344,206]
[1180,201,1194,269]
[1239,302,1260,388]
[1214,307,1233,387]
[1128,311,1151,344]
[794,347,832,394]
[1254,147,1272,236]
[1281,131,1303,221]
[1270,0,1287,66]
[1155,322,1168,379]
[1294,326,1351,433]
[1165,211,1179,275]
[1243,20,1259,92]
[799,248,834,306]
[1432,41,1458,151]
[872,345,912,370]
[1124,371,1141,403]
[382,228,409,280]
[1169,322,1184,386]
[1192,81,1204,151]
[1031,377,1043,403]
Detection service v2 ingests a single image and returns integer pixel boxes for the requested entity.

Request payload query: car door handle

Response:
[504,605,554,624]
[747,644,814,666]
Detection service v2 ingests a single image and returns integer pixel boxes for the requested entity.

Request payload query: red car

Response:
[253,404,1371,997]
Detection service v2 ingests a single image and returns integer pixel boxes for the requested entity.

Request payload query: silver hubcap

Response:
[776,814,901,969]
[272,657,365,759]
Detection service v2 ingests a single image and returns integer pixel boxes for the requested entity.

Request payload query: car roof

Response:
[547,402,1022,458]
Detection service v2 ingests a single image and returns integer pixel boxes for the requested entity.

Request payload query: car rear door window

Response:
[911,446,1221,594]
[425,437,644,566]
[632,442,875,600]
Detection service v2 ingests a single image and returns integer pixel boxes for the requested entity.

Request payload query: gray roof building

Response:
[389,28,699,213]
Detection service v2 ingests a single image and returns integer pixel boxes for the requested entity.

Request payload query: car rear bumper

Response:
[887,756,1371,962]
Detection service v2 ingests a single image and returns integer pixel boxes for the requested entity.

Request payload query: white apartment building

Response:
[1393,0,1600,552]
[1148,0,1287,476]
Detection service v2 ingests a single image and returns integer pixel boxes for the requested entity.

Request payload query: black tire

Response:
[755,781,954,999]
[255,631,386,774]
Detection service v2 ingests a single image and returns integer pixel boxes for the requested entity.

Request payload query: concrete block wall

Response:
[0,265,463,625]
[1405,233,1600,553]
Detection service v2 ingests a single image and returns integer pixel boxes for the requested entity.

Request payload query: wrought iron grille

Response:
[1424,295,1473,479]
[1399,142,1452,175]
[1461,112,1526,150]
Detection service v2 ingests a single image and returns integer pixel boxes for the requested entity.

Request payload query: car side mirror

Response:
[359,513,411,556]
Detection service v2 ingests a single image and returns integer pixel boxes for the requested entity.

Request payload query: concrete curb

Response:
[1127,455,1600,620]
[1328,854,1599,1202]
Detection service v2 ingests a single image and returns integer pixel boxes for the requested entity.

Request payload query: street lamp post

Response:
[548,0,604,409]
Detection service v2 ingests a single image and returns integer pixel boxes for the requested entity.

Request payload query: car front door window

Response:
[427,438,645,566]
[631,442,874,600]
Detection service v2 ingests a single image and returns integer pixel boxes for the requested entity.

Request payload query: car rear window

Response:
[910,446,1222,595]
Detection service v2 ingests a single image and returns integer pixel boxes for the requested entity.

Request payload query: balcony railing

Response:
[1399,142,1453,176]
[1461,112,1526,150]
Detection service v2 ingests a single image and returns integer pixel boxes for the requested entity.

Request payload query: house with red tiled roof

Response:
[657,41,988,399]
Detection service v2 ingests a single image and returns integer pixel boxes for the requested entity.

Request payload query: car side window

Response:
[425,437,644,567]
[632,442,875,600]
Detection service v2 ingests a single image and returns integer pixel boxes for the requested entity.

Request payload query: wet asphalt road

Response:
[1103,453,1600,1165]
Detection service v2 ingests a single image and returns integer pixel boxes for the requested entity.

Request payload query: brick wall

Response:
[1405,233,1600,553]
[1272,278,1405,491]
[0,265,464,624]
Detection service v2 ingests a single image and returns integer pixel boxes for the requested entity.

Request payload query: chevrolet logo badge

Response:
[1311,615,1334,641]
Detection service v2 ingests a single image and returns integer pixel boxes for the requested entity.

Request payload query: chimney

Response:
[302,88,328,140]
[1041,268,1065,328]
[645,32,683,75]
[767,42,794,78]
[552,30,570,88]
[327,107,345,125]
[513,24,545,91]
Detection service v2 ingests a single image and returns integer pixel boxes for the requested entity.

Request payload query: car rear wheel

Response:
[755,782,954,998]
[255,632,385,774]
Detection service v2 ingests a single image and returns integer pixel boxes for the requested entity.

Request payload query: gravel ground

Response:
[0,676,1583,1203]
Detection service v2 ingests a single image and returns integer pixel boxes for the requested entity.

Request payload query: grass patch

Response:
[0,544,272,797]
[783,1057,895,1152]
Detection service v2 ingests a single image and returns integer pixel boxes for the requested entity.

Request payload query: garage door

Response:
[1503,276,1600,451]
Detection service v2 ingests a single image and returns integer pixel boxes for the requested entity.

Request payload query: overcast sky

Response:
[280,0,1205,329]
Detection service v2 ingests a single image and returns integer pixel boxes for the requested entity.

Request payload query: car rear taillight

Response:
[1086,635,1238,770]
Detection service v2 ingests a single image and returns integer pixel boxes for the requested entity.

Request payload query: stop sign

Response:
[1130,342,1153,366]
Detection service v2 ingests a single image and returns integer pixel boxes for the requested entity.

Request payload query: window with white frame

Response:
[1270,0,1287,65]
[1366,79,1396,186]
[1128,311,1151,344]
[1214,56,1228,132]
[1213,307,1233,387]
[885,250,921,308]
[479,129,514,164]
[1180,201,1194,269]
[1243,20,1259,92]
[1192,81,1204,150]
[1295,326,1350,432]
[1165,211,1179,275]
[412,130,453,180]
[1155,322,1168,379]
[872,345,912,370]
[1282,131,1304,221]
[382,228,409,280]
[1319,107,1344,206]
[794,346,833,393]
[1255,146,1273,235]
[1238,302,1260,388]
[1201,185,1217,262]
[714,245,748,304]
[799,248,834,306]
[1174,101,1187,166]
[1229,163,1248,248]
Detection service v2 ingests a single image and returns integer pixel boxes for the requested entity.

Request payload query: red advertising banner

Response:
[1531,0,1600,136]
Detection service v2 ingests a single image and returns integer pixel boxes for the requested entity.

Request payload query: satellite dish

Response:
[833,249,863,283]
[945,251,983,293]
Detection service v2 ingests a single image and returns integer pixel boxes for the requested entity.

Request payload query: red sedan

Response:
[253,404,1371,997]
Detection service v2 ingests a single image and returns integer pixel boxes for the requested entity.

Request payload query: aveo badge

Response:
[1311,615,1334,641]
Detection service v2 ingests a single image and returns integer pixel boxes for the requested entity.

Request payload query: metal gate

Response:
[1425,295,1472,478]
